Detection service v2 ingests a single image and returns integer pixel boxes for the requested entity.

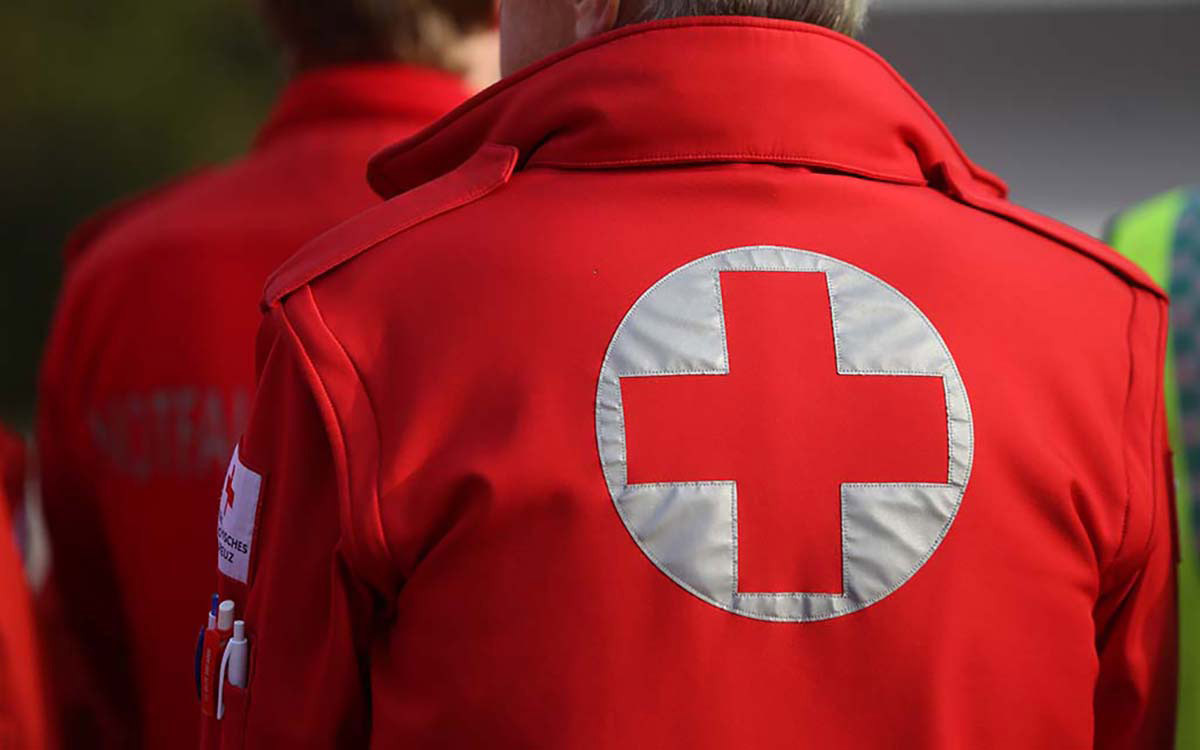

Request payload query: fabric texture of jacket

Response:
[217,19,1177,748]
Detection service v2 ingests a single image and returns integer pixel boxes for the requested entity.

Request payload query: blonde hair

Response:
[639,0,870,36]
[261,0,493,71]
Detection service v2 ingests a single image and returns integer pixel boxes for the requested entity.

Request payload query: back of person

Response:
[37,3,490,746]
[1108,186,1200,748]
[216,6,1178,749]
[0,427,49,750]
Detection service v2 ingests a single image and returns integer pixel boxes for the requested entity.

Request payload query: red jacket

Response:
[218,19,1176,749]
[0,428,50,750]
[37,64,469,749]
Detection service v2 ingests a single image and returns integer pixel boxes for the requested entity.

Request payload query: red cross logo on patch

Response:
[596,246,973,622]
[224,466,237,511]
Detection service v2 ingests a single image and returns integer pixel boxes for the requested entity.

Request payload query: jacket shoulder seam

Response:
[946,178,1165,299]
[275,291,397,593]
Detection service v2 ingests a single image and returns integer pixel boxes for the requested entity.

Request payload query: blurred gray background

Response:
[866,0,1200,235]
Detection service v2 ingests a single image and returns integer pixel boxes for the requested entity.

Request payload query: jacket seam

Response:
[277,295,396,591]
[1110,289,1167,579]
[1143,297,1169,563]
[301,287,396,584]
[1113,287,1140,572]
[528,153,927,186]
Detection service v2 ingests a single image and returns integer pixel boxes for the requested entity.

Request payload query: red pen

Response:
[200,600,235,717]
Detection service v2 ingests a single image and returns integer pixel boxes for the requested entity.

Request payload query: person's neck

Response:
[450,29,500,91]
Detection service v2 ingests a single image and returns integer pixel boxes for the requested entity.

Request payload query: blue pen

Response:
[194,594,219,699]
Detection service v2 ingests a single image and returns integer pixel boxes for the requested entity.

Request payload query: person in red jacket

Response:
[36,2,492,747]
[0,428,50,750]
[215,2,1178,747]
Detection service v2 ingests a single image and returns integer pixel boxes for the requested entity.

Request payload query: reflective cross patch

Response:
[217,445,262,584]
[595,246,973,622]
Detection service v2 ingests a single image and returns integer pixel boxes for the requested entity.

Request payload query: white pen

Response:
[217,620,249,719]
[227,620,249,688]
[217,600,235,633]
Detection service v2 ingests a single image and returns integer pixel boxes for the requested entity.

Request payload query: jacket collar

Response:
[367,17,1006,201]
[255,63,470,149]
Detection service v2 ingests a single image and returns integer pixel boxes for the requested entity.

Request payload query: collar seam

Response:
[371,18,993,192]
[527,153,928,187]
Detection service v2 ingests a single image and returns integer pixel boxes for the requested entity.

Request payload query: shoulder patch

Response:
[935,161,1165,299]
[217,445,263,585]
[262,143,519,308]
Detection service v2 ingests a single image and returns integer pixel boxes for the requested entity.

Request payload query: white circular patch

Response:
[595,246,973,622]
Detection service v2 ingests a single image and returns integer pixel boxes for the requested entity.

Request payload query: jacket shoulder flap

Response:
[947,173,1166,300]
[263,144,519,308]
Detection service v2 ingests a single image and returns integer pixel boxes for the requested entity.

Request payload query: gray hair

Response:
[639,0,870,36]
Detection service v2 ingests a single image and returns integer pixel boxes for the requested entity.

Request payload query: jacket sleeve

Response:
[1093,289,1178,749]
[214,300,375,748]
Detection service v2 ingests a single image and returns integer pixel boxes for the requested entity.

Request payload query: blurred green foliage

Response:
[0,0,285,428]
